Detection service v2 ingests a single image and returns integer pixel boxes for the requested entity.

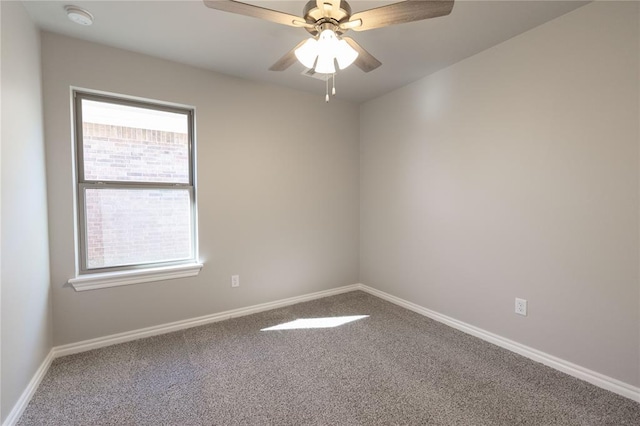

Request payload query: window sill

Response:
[68,263,203,291]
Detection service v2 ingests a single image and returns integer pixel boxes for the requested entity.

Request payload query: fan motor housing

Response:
[303,0,352,35]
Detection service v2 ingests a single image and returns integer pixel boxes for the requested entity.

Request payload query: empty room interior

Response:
[1,0,639,424]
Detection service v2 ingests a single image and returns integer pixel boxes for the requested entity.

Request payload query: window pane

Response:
[85,188,192,269]
[81,99,189,183]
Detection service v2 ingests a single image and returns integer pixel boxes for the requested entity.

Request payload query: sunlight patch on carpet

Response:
[261,315,369,331]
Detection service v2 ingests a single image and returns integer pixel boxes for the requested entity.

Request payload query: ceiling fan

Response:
[203,0,454,98]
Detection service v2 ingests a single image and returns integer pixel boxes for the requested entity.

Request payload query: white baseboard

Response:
[4,281,638,426]
[357,284,640,403]
[2,349,55,426]
[4,283,361,425]
[54,283,361,357]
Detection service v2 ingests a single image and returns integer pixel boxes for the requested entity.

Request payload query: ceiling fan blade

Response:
[342,37,382,72]
[269,40,307,71]
[347,0,454,32]
[203,0,310,28]
[316,0,342,19]
[331,0,342,16]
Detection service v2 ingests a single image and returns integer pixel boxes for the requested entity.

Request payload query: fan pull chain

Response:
[325,77,329,103]
[332,73,336,96]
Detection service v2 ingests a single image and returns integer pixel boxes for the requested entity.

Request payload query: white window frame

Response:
[69,91,201,291]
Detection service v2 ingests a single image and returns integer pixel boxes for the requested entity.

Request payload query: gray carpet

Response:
[18,291,640,425]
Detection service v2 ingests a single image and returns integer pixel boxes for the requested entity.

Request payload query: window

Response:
[72,91,199,286]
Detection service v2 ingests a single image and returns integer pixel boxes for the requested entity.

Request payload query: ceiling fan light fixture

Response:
[294,38,318,69]
[295,29,359,74]
[203,0,456,100]
[316,29,339,61]
[315,51,336,74]
[336,39,358,70]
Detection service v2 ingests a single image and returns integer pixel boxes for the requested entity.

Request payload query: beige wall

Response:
[1,1,53,421]
[41,33,360,346]
[360,1,639,387]
[6,2,638,417]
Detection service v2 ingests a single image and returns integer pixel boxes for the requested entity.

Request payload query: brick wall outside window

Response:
[83,122,189,183]
[83,123,192,269]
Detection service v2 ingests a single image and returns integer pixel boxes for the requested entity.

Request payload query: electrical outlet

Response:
[231,275,240,288]
[515,298,527,316]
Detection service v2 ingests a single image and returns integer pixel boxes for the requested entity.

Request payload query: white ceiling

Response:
[22,0,588,103]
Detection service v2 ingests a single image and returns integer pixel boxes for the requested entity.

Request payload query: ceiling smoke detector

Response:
[65,5,93,26]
